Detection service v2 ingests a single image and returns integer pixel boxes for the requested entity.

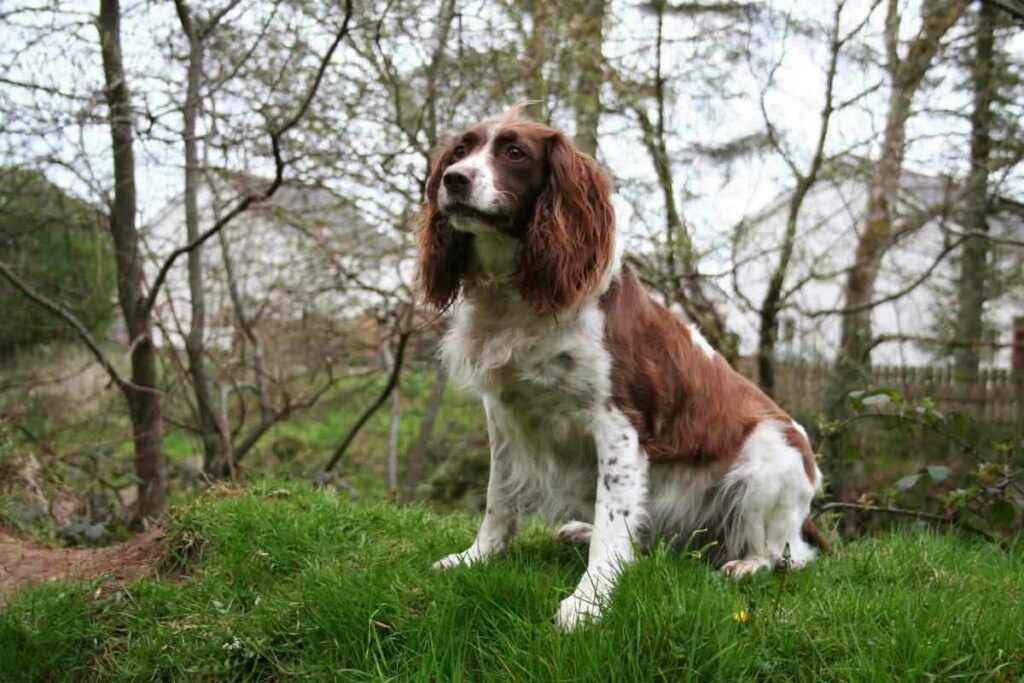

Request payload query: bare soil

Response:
[0,526,163,607]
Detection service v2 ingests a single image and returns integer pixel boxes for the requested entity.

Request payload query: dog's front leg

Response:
[433,395,517,570]
[557,407,648,630]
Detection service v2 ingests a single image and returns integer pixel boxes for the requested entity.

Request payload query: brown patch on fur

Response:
[801,519,833,554]
[517,131,615,314]
[783,424,818,485]
[416,140,475,311]
[599,266,790,466]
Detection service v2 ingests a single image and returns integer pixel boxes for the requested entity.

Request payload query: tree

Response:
[98,0,167,521]
[831,0,968,404]
[954,0,997,382]
[609,0,752,357]
[753,0,875,395]
[571,0,607,156]
[0,168,115,356]
[172,0,241,477]
[2,0,354,517]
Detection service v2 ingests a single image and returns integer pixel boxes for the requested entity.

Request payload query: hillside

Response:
[1,481,1022,681]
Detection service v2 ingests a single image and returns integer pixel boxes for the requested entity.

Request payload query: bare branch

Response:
[321,309,413,475]
[143,0,354,315]
[800,233,970,318]
[0,259,155,396]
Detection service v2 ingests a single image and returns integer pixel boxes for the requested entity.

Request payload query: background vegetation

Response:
[0,169,116,355]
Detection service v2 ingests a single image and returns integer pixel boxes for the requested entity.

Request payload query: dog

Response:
[416,109,824,630]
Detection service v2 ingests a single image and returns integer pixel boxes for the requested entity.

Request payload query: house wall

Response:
[722,175,1021,368]
[142,181,409,351]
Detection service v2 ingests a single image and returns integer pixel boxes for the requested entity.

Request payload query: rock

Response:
[15,503,47,523]
[84,523,110,545]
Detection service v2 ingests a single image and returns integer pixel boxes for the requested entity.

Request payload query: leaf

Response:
[894,474,922,491]
[926,465,952,483]
[862,394,891,407]
[989,501,1015,527]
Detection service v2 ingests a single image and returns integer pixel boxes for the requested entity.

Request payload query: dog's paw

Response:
[555,592,602,631]
[721,557,770,578]
[553,521,593,545]
[432,550,472,572]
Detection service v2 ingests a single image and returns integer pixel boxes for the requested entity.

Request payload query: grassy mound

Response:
[1,481,1022,681]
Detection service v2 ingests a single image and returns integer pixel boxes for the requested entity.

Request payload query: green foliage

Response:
[244,369,488,501]
[822,387,1024,542]
[2,481,1023,680]
[0,167,116,355]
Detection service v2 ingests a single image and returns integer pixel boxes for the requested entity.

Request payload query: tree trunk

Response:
[524,0,551,121]
[402,367,448,501]
[571,0,605,157]
[379,338,402,494]
[756,3,843,395]
[387,382,401,494]
[97,0,166,521]
[825,0,966,497]
[174,1,228,477]
[954,1,996,383]
[831,0,966,408]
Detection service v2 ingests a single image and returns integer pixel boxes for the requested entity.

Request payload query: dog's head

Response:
[416,109,615,314]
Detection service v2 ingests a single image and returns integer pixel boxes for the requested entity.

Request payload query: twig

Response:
[815,501,1005,547]
[143,1,354,315]
[320,319,412,475]
[0,260,157,396]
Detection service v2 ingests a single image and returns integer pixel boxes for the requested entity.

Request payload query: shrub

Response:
[0,167,116,355]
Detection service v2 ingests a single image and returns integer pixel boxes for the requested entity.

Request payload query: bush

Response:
[819,387,1024,543]
[0,167,116,355]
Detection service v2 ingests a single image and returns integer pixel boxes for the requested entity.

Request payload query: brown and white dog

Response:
[417,109,824,630]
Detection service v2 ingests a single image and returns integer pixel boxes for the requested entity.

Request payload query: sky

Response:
[1,0,1021,263]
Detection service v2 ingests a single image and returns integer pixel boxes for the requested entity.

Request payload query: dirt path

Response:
[0,526,164,607]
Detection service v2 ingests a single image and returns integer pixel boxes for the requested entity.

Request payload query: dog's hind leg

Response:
[721,421,816,578]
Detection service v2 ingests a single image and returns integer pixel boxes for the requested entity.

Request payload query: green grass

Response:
[1,481,1022,682]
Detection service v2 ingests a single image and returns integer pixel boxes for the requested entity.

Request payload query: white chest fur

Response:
[441,293,614,519]
[442,295,611,408]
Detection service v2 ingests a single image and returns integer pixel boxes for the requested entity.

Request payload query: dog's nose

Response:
[443,168,474,194]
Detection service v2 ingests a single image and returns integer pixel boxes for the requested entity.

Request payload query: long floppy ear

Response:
[416,144,475,311]
[518,133,615,314]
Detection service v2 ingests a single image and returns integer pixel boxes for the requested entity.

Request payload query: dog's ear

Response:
[416,140,475,311]
[518,133,615,315]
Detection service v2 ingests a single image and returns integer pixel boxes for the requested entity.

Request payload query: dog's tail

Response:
[801,518,833,555]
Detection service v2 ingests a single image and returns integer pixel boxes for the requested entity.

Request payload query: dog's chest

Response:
[443,298,612,440]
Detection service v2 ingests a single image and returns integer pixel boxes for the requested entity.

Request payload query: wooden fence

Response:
[734,359,1024,424]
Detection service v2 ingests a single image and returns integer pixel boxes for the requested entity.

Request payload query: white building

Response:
[143,171,407,350]
[724,162,1023,368]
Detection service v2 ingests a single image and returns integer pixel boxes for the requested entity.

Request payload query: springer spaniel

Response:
[418,109,824,630]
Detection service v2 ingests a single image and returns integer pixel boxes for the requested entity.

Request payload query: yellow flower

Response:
[733,609,751,624]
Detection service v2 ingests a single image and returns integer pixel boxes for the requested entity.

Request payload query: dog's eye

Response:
[505,145,526,161]
[452,144,467,160]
